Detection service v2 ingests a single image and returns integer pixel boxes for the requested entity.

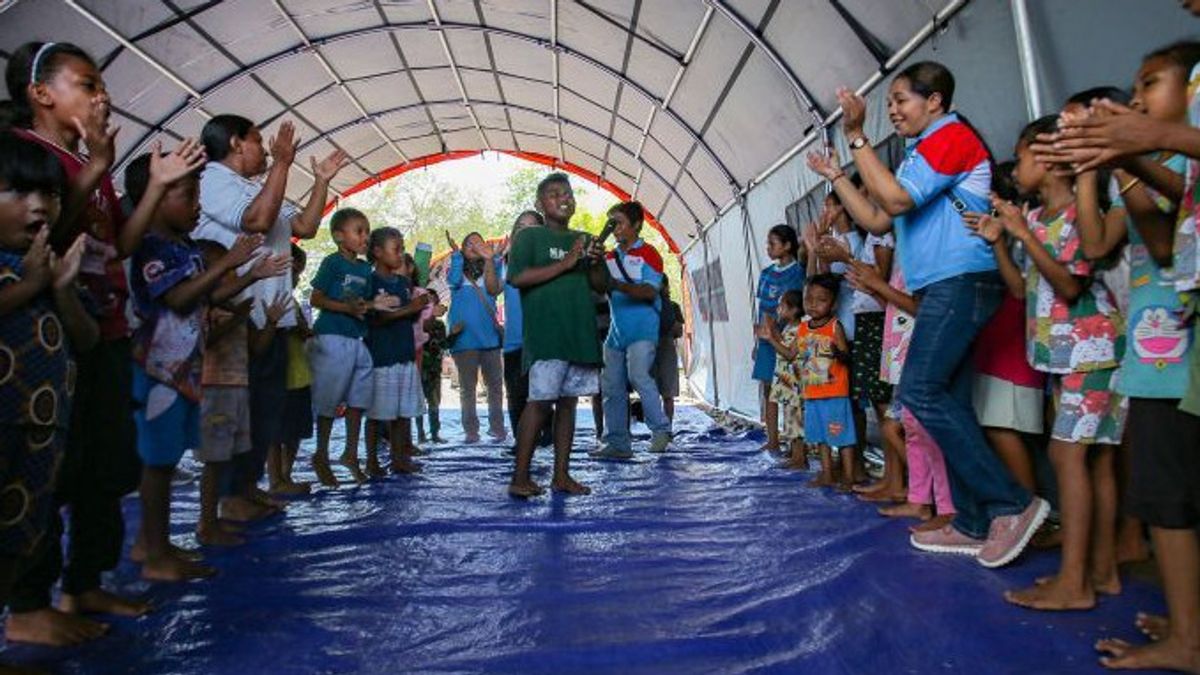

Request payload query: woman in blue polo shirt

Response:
[807,61,1046,568]
[446,231,505,444]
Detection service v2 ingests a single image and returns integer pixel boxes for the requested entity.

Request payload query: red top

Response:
[973,293,1045,389]
[15,128,130,340]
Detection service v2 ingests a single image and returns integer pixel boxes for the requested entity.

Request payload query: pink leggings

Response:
[901,407,955,515]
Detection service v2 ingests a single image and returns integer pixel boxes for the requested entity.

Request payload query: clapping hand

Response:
[224,234,265,270]
[72,97,118,171]
[22,226,52,290]
[264,291,294,326]
[148,138,206,189]
[311,148,350,183]
[962,211,1004,244]
[50,234,86,290]
[250,253,291,280]
[269,121,299,167]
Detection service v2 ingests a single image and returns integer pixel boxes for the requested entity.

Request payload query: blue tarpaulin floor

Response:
[0,405,1170,674]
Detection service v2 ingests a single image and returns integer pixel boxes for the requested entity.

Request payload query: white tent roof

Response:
[1,0,957,246]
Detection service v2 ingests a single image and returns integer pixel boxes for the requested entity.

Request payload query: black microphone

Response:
[595,217,617,247]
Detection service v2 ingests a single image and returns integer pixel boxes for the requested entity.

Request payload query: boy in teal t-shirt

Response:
[308,208,398,486]
[505,173,609,498]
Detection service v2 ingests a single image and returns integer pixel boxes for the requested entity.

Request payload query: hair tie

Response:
[29,42,57,84]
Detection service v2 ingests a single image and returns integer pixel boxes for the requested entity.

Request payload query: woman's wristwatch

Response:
[849,135,869,151]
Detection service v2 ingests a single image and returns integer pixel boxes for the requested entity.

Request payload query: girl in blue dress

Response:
[753,224,805,451]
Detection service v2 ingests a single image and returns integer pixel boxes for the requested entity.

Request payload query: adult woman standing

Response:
[446,231,505,443]
[807,61,1047,568]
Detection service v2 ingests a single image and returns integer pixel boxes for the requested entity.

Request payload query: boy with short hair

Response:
[506,173,609,497]
[125,151,285,581]
[308,208,396,486]
[365,228,428,475]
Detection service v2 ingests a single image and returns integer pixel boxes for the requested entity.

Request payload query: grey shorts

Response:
[528,360,600,402]
[309,334,374,417]
[196,386,252,463]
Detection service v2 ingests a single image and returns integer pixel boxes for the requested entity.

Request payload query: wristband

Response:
[1118,177,1142,196]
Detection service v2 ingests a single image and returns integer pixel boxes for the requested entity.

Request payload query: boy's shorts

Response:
[282,386,314,448]
[195,386,251,463]
[309,334,374,417]
[368,363,426,421]
[804,397,857,448]
[1126,397,1200,528]
[1050,370,1126,445]
[528,360,599,401]
[133,366,199,468]
[0,424,65,557]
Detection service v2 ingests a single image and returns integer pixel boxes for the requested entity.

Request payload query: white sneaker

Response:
[649,432,672,453]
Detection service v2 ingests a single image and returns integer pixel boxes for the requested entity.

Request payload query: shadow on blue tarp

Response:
[0,406,1168,674]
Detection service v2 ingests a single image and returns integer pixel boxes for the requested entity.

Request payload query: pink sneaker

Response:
[976,497,1050,569]
[909,524,985,555]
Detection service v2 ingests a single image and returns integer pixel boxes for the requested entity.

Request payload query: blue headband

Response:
[29,42,56,83]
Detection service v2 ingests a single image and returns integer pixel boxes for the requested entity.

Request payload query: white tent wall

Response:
[681,0,1191,417]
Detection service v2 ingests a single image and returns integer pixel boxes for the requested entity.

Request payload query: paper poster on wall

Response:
[690,259,729,323]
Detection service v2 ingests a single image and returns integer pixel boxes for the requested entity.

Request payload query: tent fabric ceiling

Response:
[0,0,953,244]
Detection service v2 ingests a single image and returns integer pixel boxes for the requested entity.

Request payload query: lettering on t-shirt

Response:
[549,247,567,260]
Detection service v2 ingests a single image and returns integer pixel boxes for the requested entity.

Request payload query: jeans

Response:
[452,349,505,438]
[602,341,671,451]
[898,272,1030,539]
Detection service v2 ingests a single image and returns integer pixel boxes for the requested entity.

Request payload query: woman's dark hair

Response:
[1066,86,1132,108]
[329,207,367,234]
[1018,115,1061,148]
[4,42,97,129]
[367,226,402,264]
[767,223,800,259]
[201,114,256,162]
[1145,40,1200,74]
[895,60,955,112]
[513,210,543,229]
[808,272,841,296]
[992,160,1020,203]
[608,200,645,227]
[0,101,19,132]
[780,288,804,311]
[0,132,67,196]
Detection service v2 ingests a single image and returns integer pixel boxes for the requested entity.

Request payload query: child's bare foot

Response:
[312,457,339,487]
[141,555,218,582]
[130,540,203,563]
[853,480,886,495]
[1005,577,1096,611]
[806,474,835,488]
[1116,533,1150,565]
[1135,613,1169,641]
[909,513,954,533]
[58,589,150,617]
[508,480,544,498]
[196,524,246,547]
[365,460,387,479]
[1096,636,1200,672]
[859,490,906,503]
[550,477,591,495]
[390,458,422,474]
[5,608,108,646]
[269,481,311,497]
[336,456,369,484]
[878,502,930,519]
[778,457,807,470]
[1034,572,1122,596]
[219,496,275,523]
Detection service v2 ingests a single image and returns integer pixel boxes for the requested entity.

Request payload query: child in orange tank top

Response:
[798,274,857,488]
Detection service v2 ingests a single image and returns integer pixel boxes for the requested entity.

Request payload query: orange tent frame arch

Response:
[319,149,680,256]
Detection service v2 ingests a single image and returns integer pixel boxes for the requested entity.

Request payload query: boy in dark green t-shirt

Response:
[505,173,610,497]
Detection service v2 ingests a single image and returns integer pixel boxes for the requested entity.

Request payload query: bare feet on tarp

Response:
[551,476,591,495]
[141,552,217,582]
[508,480,545,498]
[59,588,151,617]
[1095,634,1200,672]
[878,501,930,520]
[5,608,108,646]
[1005,576,1096,611]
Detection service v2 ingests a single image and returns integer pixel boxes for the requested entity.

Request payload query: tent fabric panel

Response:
[135,23,239,91]
[327,124,385,159]
[561,125,608,163]
[191,0,299,66]
[559,89,615,138]
[556,0,635,74]
[459,68,504,104]
[290,85,360,133]
[440,128,482,153]
[495,73,554,114]
[637,139,682,189]
[0,1,114,68]
[506,107,557,139]
[392,31,448,70]
[76,0,176,40]
[472,0,549,38]
[346,72,422,113]
[610,118,644,162]
[99,51,187,136]
[558,57,620,109]
[766,0,879,117]
[605,145,641,183]
[255,54,337,105]
[615,87,654,132]
[836,0,951,54]
[410,69,470,106]
[359,145,401,175]
[675,173,716,225]
[563,145,603,179]
[646,113,697,171]
[666,16,749,133]
[397,135,447,160]
[623,38,681,101]
[511,132,558,160]
[444,30,494,72]
[319,33,401,81]
[484,129,519,151]
[685,152,734,209]
[286,0,383,38]
[635,1,710,56]
[488,35,549,82]
[635,171,671,220]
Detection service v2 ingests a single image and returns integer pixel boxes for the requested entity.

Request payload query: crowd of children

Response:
[745,15,1200,669]
[4,7,1200,670]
